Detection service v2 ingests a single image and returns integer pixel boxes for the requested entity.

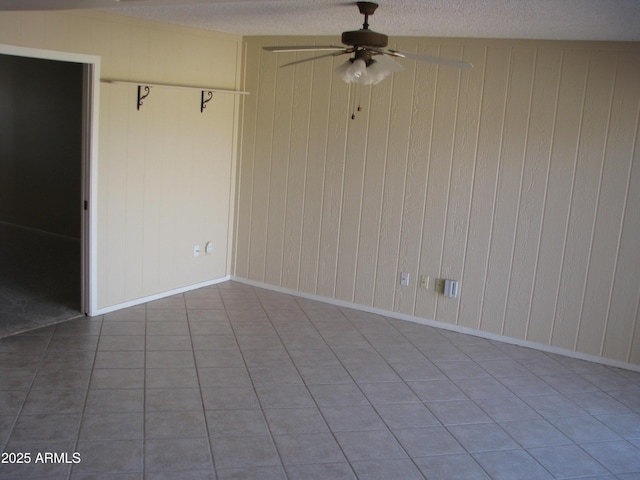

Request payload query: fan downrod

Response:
[357,1,378,29]
[342,2,387,48]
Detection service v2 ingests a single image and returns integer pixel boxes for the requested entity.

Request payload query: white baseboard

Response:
[231,276,640,374]
[93,276,231,315]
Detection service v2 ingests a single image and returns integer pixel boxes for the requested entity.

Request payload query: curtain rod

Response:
[101,79,249,95]
[101,79,249,111]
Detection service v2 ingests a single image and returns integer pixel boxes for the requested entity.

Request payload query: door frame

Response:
[0,44,101,316]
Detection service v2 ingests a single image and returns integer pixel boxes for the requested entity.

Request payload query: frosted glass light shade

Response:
[335,55,405,85]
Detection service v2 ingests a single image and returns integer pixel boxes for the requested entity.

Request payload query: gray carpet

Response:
[0,222,82,337]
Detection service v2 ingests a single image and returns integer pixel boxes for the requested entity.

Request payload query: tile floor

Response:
[1,281,639,479]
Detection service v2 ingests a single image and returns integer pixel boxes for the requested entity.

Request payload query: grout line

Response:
[69,315,103,479]
[140,301,148,477]
[184,291,218,473]
[223,285,291,478]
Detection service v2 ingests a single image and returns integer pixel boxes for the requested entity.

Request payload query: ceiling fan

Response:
[263,1,473,86]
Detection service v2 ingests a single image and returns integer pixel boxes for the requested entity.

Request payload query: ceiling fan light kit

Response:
[263,1,473,87]
[336,48,407,85]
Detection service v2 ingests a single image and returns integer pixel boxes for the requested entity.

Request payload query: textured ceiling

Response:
[2,0,639,41]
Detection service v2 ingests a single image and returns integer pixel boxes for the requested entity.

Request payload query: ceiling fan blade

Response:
[0,0,123,9]
[279,50,349,68]
[0,0,223,10]
[371,54,405,73]
[378,49,473,70]
[263,45,346,53]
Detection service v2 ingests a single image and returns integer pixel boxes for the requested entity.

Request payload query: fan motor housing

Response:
[342,29,388,48]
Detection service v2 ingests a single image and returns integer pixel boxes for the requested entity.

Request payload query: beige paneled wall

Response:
[98,85,236,307]
[237,36,640,366]
[0,11,242,310]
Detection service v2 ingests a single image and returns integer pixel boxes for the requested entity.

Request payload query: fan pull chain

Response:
[351,84,363,120]
[350,84,356,119]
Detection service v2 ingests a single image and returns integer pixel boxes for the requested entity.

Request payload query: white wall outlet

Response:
[193,244,200,257]
[400,272,410,286]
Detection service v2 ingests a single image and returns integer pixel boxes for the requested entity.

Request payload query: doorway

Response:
[0,45,100,335]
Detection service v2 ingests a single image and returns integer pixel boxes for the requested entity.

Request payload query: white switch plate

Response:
[400,272,410,286]
[193,244,200,257]
[444,279,459,298]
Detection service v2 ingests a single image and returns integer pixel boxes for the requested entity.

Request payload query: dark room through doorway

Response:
[0,53,84,337]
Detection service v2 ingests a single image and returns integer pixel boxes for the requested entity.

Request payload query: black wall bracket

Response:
[137,85,151,110]
[201,90,214,113]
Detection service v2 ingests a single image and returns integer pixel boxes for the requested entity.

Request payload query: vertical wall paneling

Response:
[576,52,627,356]
[299,55,332,294]
[234,40,261,279]
[481,46,534,335]
[142,86,165,296]
[335,83,370,303]
[129,28,150,80]
[459,45,509,331]
[108,21,133,80]
[248,47,277,282]
[380,39,416,313]
[239,37,640,367]
[402,45,438,318]
[124,82,147,301]
[225,41,242,278]
[160,90,190,289]
[96,83,113,305]
[527,48,589,345]
[607,150,640,360]
[264,49,294,286]
[620,111,640,363]
[101,83,130,305]
[551,50,616,351]
[316,54,350,299]
[1,10,243,310]
[282,54,313,291]
[436,44,486,326]
[415,43,459,322]
[209,93,236,278]
[520,48,566,341]
[503,47,562,340]
[594,52,640,361]
[352,79,388,307]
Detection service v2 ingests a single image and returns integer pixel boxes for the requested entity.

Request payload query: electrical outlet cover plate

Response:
[444,279,459,298]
